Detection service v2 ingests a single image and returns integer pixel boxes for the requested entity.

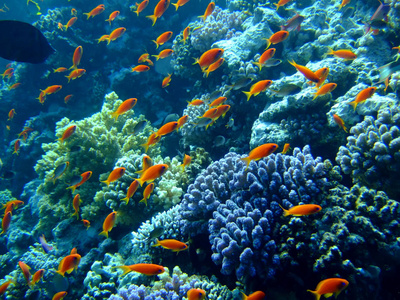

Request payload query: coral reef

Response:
[336,106,400,197]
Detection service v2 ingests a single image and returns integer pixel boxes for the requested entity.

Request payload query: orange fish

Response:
[152,238,188,252]
[101,167,126,186]
[56,254,81,276]
[57,125,76,143]
[13,139,20,155]
[70,46,83,70]
[313,83,337,100]
[7,108,15,121]
[53,67,68,73]
[136,164,169,186]
[281,143,291,154]
[313,67,329,88]
[0,281,13,296]
[147,0,170,26]
[18,261,31,284]
[18,127,33,140]
[66,68,86,82]
[339,0,350,10]
[307,278,349,300]
[99,211,117,238]
[115,263,165,276]
[194,48,224,70]
[9,82,21,90]
[97,34,110,43]
[135,155,153,175]
[153,31,173,49]
[333,114,348,133]
[64,94,73,104]
[41,85,62,95]
[110,98,137,120]
[84,4,105,19]
[288,60,319,83]
[30,269,45,286]
[3,200,24,215]
[131,65,150,72]
[138,53,150,63]
[172,0,190,11]
[106,11,120,25]
[210,104,230,120]
[67,171,92,192]
[243,80,273,101]
[240,143,278,169]
[140,182,155,206]
[241,291,266,300]
[1,68,13,78]
[199,2,215,22]
[326,48,357,60]
[182,26,190,44]
[180,154,191,171]
[176,115,188,131]
[156,121,178,137]
[187,99,205,106]
[187,288,206,300]
[64,17,77,31]
[107,27,126,44]
[254,48,276,71]
[121,180,140,205]
[37,91,46,104]
[204,57,224,77]
[71,8,77,16]
[52,291,67,300]
[265,30,289,49]
[57,22,64,31]
[274,0,292,10]
[141,133,161,152]
[82,219,91,229]
[72,194,81,219]
[201,107,218,119]
[209,96,227,107]
[348,87,376,111]
[133,0,149,16]
[162,73,172,88]
[279,204,322,216]
[153,49,174,60]
[1,211,12,234]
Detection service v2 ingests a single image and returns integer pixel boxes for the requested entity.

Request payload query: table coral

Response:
[336,106,400,197]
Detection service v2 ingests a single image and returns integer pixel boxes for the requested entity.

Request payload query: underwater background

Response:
[0,0,400,299]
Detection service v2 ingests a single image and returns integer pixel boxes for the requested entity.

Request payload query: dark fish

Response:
[70,145,82,152]
[131,120,147,135]
[51,162,69,183]
[264,58,282,67]
[366,19,387,30]
[271,84,301,97]
[227,77,253,90]
[147,226,164,240]
[163,113,179,124]
[193,117,213,128]
[68,175,82,186]
[207,90,222,102]
[377,60,400,83]
[0,20,55,64]
[281,13,305,32]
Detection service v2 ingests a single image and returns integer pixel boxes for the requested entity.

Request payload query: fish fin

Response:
[72,211,79,220]
[139,198,148,206]
[152,40,159,49]
[146,15,157,26]
[101,180,110,186]
[278,204,290,216]
[151,238,160,247]
[115,266,132,276]
[83,13,90,20]
[239,157,251,170]
[242,91,252,101]
[348,100,357,111]
[274,3,279,10]
[254,62,262,71]
[172,3,179,10]
[99,231,109,238]
[140,143,149,153]
[192,57,200,65]
[120,197,129,205]
[265,38,271,50]
[306,289,320,300]
[152,54,160,61]
[109,111,119,121]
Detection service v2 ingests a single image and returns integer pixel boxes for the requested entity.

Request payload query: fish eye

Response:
[158,268,163,273]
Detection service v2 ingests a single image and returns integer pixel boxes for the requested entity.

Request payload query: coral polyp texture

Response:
[180,146,338,281]
[336,106,400,197]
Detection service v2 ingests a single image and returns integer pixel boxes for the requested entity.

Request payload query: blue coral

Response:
[180,146,335,280]
[336,106,400,197]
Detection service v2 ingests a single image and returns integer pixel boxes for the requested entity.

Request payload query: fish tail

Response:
[140,142,149,153]
[152,54,160,61]
[99,230,109,238]
[109,111,119,121]
[197,14,205,21]
[120,197,129,205]
[115,266,132,276]
[151,238,160,247]
[139,198,148,206]
[348,100,358,111]
[55,269,65,277]
[306,289,321,300]
[136,178,144,187]
[265,39,271,50]
[72,211,79,220]
[239,157,251,169]
[242,91,252,101]
[241,292,248,300]
[274,3,279,10]
[192,57,200,66]
[152,40,159,49]
[134,9,140,16]
[172,3,179,10]
[83,12,90,20]
[343,124,348,133]
[107,38,111,45]
[146,15,157,26]
[312,93,318,100]
[324,47,334,58]
[66,185,76,193]
[254,62,262,71]
[65,75,71,83]
[278,204,290,216]
[101,180,110,186]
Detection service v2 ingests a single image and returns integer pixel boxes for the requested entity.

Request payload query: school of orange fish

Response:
[2,0,394,298]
